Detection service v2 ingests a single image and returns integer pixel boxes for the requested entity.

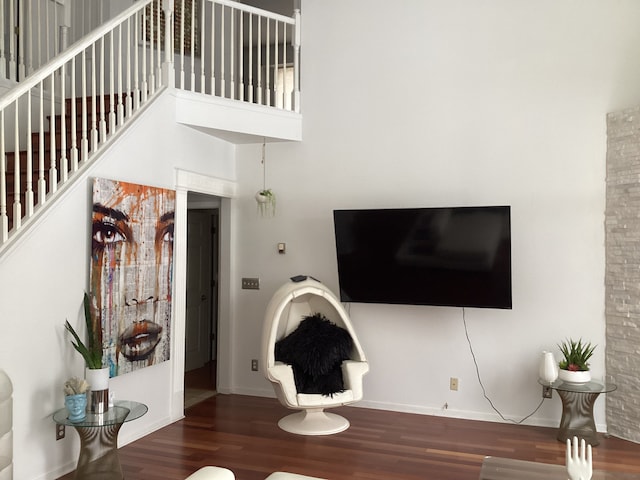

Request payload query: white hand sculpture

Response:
[566,436,593,480]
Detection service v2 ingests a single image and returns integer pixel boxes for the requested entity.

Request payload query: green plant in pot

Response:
[64,292,109,413]
[557,338,596,384]
[64,293,103,369]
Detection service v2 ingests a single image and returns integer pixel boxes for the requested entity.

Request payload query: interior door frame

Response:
[170,169,236,422]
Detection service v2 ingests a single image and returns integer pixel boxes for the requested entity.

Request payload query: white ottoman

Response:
[265,473,326,480]
[185,466,235,480]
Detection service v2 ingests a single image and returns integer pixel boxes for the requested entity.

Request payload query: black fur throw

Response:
[275,313,353,396]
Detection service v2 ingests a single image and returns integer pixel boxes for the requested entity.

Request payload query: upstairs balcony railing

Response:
[0,0,110,83]
[0,0,301,255]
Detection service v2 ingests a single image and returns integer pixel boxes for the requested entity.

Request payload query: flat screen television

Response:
[333,206,512,309]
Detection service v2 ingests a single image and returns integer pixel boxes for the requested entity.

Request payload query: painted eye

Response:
[161,224,174,243]
[93,222,125,245]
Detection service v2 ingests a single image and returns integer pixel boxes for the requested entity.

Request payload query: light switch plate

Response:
[242,278,260,289]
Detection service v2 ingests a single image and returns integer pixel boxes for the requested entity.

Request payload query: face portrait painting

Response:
[90,178,175,377]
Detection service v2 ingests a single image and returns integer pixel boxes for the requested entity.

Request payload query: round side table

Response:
[540,379,616,446]
[53,400,147,479]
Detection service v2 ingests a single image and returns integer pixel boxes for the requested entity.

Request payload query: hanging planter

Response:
[256,139,276,217]
[256,189,276,217]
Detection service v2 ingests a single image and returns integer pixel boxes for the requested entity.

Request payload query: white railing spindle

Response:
[156,0,161,90]
[141,9,148,103]
[25,94,33,218]
[293,9,301,112]
[109,31,116,134]
[13,102,20,228]
[117,24,124,127]
[91,43,98,153]
[220,4,225,97]
[200,0,206,93]
[133,13,140,112]
[8,0,15,79]
[190,0,195,92]
[99,37,107,143]
[274,20,279,108]
[17,0,24,79]
[238,9,243,101]
[126,18,132,118]
[38,82,45,205]
[60,67,68,182]
[149,0,155,95]
[256,15,261,105]
[248,12,252,103]
[27,1,33,76]
[49,73,57,194]
[180,0,185,89]
[36,0,41,69]
[265,17,270,107]
[81,49,89,162]
[229,8,234,99]
[210,2,215,95]
[44,0,49,62]
[70,57,78,171]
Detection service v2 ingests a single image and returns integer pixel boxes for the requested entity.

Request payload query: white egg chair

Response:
[262,276,369,435]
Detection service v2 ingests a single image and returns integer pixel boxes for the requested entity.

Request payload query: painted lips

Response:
[119,320,163,361]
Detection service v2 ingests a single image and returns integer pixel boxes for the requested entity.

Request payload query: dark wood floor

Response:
[184,361,217,390]
[58,393,640,480]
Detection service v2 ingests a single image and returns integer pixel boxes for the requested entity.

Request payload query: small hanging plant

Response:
[255,188,276,217]
[255,139,276,217]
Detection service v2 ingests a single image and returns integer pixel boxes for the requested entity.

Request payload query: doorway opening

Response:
[184,198,220,409]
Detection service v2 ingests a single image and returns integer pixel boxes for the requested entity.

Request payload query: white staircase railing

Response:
[0,0,112,83]
[0,0,301,255]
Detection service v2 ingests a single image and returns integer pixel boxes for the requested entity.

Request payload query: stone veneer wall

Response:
[606,106,640,443]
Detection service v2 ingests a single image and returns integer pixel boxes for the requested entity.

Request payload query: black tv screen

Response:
[333,206,512,309]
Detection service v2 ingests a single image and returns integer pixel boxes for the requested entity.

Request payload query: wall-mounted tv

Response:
[333,206,512,309]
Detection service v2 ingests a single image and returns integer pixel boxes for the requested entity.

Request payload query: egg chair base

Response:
[277,408,350,436]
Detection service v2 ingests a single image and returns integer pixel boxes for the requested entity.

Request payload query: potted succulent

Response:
[557,338,596,384]
[63,377,89,422]
[64,292,109,412]
[255,188,276,217]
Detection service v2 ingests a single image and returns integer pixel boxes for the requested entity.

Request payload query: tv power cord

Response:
[462,307,545,424]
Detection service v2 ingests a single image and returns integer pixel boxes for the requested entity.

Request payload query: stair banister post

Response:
[162,0,175,88]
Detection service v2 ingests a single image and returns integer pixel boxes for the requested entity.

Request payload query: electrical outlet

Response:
[251,359,259,371]
[450,377,459,391]
[56,424,65,440]
[242,277,260,290]
[542,385,553,399]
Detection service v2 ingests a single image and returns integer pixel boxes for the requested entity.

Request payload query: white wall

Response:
[0,91,236,480]
[231,0,640,429]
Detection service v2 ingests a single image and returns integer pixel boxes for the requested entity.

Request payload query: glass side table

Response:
[53,400,147,480]
[539,379,616,446]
